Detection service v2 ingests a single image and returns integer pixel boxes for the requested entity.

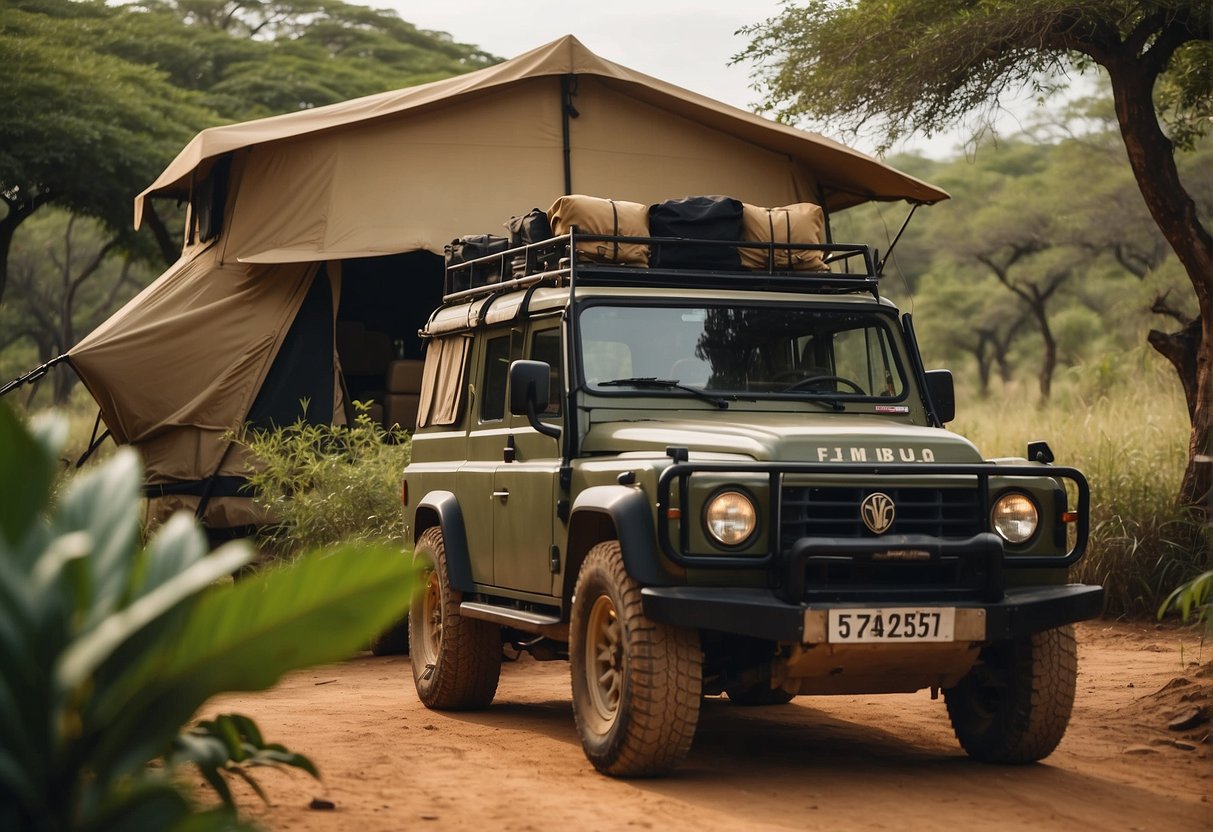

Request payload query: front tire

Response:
[944,624,1077,763]
[570,541,702,777]
[408,527,501,709]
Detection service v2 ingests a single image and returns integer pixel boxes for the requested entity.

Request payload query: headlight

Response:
[704,490,757,547]
[991,492,1039,544]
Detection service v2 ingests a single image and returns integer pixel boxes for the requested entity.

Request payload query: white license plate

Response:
[827,608,955,643]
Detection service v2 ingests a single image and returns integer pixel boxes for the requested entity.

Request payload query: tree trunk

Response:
[1107,59,1213,508]
[0,191,52,304]
[1030,299,1057,402]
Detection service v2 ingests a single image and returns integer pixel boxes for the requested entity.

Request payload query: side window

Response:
[480,335,511,422]
[417,335,470,428]
[529,325,563,416]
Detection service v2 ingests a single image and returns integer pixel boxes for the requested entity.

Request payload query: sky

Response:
[385,1,1091,161]
[385,0,971,160]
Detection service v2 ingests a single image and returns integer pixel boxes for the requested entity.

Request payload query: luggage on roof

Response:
[548,195,649,266]
[741,203,828,272]
[648,195,744,270]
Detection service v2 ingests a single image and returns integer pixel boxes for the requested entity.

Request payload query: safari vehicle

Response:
[401,229,1103,777]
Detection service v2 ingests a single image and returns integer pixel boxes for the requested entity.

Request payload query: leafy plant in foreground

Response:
[0,404,417,830]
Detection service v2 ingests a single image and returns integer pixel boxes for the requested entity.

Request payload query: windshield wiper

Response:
[797,394,846,412]
[598,377,731,409]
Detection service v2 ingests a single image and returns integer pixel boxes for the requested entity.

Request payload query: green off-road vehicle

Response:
[401,230,1102,777]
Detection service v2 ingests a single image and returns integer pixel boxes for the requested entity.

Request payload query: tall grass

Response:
[9,351,1205,616]
[952,353,1206,617]
[235,405,411,558]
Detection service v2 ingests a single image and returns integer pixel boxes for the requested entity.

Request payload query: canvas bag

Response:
[547,195,649,265]
[648,195,744,270]
[740,203,828,271]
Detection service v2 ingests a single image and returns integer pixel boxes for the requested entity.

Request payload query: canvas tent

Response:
[63,34,948,534]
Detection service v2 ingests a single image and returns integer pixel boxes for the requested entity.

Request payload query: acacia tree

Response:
[740,0,1212,506]
[0,1,218,302]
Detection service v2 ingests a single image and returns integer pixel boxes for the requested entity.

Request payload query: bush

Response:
[952,364,1206,617]
[0,404,417,830]
[237,405,410,557]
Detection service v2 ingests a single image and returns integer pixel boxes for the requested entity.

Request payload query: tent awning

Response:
[135,34,947,230]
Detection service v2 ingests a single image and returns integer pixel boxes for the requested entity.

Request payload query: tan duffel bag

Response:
[548,195,649,266]
[740,203,828,271]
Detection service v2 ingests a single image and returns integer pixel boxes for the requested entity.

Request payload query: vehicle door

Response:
[459,327,519,586]
[492,319,562,596]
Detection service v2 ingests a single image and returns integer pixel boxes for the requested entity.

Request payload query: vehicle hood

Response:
[580,412,985,464]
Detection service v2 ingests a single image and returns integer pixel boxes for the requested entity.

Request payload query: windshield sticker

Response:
[816,447,936,463]
[874,405,909,414]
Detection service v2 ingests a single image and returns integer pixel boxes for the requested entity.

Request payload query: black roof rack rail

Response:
[441,232,880,303]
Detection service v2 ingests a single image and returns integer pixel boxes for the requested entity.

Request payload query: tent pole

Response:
[561,74,579,195]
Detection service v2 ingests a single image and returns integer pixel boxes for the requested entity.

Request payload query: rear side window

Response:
[417,335,470,428]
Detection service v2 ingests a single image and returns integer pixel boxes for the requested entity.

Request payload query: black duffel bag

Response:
[505,209,559,275]
[648,195,744,270]
[444,233,510,291]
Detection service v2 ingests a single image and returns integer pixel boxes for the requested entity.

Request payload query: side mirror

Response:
[924,369,955,424]
[508,360,559,439]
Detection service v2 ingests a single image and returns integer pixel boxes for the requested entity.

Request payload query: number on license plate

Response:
[827,608,956,643]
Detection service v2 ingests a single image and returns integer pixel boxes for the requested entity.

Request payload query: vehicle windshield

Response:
[578,303,907,401]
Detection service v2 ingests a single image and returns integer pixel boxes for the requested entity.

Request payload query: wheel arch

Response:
[562,485,668,611]
[414,490,475,593]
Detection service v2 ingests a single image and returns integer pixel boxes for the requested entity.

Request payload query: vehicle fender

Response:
[565,486,667,597]
[413,490,475,593]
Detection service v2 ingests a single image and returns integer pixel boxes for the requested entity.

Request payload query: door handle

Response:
[491,489,510,500]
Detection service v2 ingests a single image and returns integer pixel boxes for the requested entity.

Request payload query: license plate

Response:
[827,608,955,643]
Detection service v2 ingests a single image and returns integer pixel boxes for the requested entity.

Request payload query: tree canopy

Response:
[0,0,498,302]
[741,0,1213,508]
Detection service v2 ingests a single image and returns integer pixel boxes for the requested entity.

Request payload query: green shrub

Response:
[0,404,417,830]
[237,405,410,557]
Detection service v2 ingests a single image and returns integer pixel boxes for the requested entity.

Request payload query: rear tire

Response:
[944,624,1077,763]
[408,527,501,709]
[370,617,410,655]
[570,541,702,777]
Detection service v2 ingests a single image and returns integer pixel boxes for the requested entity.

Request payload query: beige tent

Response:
[66,34,948,534]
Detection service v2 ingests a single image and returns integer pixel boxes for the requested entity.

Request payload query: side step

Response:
[460,602,569,640]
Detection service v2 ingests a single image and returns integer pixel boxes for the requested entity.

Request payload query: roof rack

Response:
[442,232,880,303]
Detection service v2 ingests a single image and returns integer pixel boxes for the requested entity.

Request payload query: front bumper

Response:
[640,583,1105,643]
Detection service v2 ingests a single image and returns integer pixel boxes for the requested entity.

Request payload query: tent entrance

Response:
[336,250,443,431]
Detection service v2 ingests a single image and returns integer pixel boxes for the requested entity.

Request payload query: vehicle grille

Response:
[780,485,982,549]
[780,485,988,597]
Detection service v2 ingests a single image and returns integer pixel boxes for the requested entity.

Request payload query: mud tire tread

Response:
[945,624,1077,763]
[570,541,702,777]
[408,527,501,710]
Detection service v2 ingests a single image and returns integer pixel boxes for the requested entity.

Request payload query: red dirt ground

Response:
[199,620,1211,831]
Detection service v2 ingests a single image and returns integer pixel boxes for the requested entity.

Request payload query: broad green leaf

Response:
[90,546,413,778]
[77,779,194,832]
[56,541,253,695]
[0,405,58,550]
[54,448,143,627]
[134,512,210,598]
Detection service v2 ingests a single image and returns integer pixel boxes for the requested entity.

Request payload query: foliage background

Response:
[1,0,1209,614]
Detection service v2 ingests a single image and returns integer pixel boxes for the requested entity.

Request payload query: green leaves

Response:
[1159,570,1212,624]
[0,405,59,550]
[169,714,319,809]
[0,402,416,829]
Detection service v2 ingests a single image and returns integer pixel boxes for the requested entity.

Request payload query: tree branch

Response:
[1142,16,1207,81]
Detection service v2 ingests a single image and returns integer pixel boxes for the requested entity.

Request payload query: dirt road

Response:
[201,621,1210,831]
